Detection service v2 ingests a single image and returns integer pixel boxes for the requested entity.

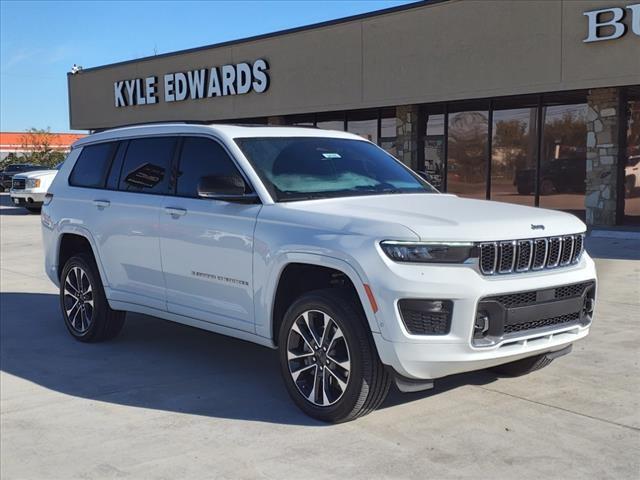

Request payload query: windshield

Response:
[236,137,436,201]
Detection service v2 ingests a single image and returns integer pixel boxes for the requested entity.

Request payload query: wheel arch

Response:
[268,254,380,346]
[56,227,109,288]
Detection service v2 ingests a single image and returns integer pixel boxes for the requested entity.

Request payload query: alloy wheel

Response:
[286,309,351,407]
[63,266,94,334]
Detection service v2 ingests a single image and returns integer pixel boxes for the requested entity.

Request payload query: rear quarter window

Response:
[69,142,117,188]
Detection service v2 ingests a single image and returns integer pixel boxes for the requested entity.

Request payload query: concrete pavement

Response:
[1,192,638,479]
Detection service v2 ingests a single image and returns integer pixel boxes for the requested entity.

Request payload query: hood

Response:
[280,193,586,242]
[13,169,57,179]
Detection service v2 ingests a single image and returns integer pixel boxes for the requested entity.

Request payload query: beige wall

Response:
[68,0,640,130]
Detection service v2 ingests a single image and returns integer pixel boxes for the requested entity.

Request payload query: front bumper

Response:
[10,189,45,206]
[370,253,597,380]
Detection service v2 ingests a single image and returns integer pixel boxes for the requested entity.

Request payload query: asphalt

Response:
[1,192,639,480]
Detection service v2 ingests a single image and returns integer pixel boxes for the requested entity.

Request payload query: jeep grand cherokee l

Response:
[42,124,597,422]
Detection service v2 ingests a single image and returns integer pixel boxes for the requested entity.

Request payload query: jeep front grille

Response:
[478,234,585,275]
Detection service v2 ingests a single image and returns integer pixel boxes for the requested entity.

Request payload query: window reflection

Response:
[316,112,345,131]
[347,111,378,143]
[380,108,397,155]
[491,108,537,206]
[424,113,445,190]
[447,110,488,198]
[539,104,587,217]
[625,99,640,223]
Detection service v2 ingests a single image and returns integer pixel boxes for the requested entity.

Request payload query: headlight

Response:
[26,178,41,188]
[380,241,477,263]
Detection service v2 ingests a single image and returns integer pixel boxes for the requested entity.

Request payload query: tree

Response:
[18,128,67,168]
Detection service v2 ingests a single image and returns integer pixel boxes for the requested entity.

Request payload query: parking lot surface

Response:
[1,192,639,480]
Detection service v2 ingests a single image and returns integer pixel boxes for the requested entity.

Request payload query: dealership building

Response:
[68,0,640,226]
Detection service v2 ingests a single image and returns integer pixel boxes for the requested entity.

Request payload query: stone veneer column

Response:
[395,105,420,170]
[585,88,623,226]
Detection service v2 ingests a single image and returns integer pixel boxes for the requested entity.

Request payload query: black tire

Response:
[540,179,556,196]
[26,206,41,214]
[489,353,554,377]
[60,253,125,342]
[625,176,636,198]
[278,289,391,423]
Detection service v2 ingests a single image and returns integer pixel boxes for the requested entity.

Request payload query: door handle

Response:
[164,206,187,218]
[93,199,110,209]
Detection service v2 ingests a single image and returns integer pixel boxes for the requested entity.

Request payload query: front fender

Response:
[254,251,381,344]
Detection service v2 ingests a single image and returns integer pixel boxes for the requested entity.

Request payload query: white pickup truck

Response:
[10,165,59,213]
[41,124,597,422]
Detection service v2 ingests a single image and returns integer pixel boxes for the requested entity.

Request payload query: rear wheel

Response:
[60,253,125,342]
[625,176,636,197]
[278,289,391,423]
[489,353,554,377]
[540,179,556,196]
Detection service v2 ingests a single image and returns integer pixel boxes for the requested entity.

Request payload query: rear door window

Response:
[118,137,177,194]
[69,142,118,188]
[176,137,244,198]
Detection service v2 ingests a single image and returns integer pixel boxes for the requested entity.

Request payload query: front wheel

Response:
[278,289,391,423]
[60,253,125,342]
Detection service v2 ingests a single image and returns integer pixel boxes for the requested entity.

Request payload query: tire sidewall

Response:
[278,291,373,422]
[59,254,106,341]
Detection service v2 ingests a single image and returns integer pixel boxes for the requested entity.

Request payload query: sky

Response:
[0,0,415,133]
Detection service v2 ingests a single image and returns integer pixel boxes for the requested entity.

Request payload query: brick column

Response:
[585,88,623,226]
[395,104,420,169]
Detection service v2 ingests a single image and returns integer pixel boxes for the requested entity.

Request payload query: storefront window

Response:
[379,108,397,155]
[424,113,445,190]
[491,107,537,206]
[447,108,488,198]
[625,96,640,223]
[539,103,587,218]
[347,110,378,143]
[316,112,345,131]
[286,114,315,126]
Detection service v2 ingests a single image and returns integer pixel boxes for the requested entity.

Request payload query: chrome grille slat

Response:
[498,241,517,273]
[546,237,562,268]
[515,240,533,272]
[479,234,585,276]
[571,234,584,264]
[560,236,574,266]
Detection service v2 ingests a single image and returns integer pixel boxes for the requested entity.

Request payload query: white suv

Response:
[42,124,597,422]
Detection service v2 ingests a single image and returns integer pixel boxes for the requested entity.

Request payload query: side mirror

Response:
[197,174,258,203]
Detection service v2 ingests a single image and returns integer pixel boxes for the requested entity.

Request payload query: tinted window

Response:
[105,142,127,190]
[236,137,435,201]
[177,137,243,198]
[69,142,117,188]
[119,137,177,194]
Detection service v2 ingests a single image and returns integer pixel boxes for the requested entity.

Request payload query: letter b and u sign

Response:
[583,4,639,42]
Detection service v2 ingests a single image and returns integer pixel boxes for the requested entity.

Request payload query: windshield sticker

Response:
[321,153,341,159]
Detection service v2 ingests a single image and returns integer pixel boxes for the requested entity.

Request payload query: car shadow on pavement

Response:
[0,292,498,425]
[0,192,34,216]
